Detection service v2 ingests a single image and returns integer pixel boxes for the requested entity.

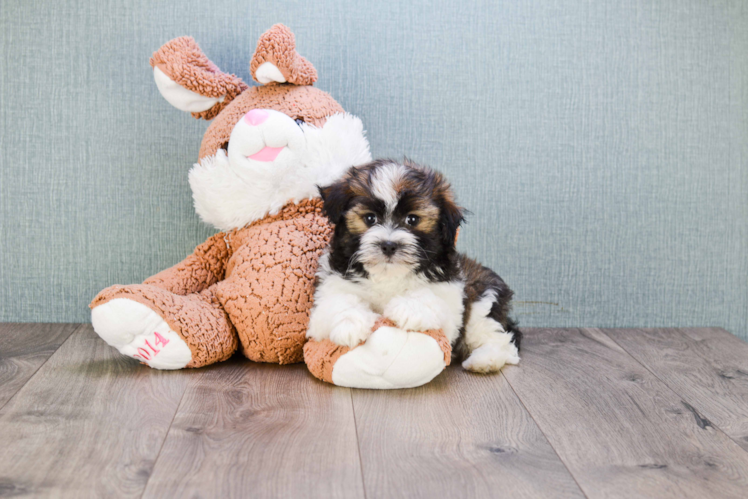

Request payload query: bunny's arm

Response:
[143,232,231,296]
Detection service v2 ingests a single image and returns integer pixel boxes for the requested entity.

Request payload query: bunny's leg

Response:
[91,283,237,369]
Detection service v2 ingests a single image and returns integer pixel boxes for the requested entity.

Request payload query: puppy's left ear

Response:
[318,181,350,225]
[439,199,465,248]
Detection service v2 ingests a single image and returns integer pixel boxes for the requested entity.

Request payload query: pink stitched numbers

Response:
[132,332,170,361]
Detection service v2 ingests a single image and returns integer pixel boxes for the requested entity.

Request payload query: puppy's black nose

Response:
[380,241,399,257]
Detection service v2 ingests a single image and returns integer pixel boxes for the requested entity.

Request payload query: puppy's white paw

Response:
[384,292,444,332]
[91,298,192,370]
[329,311,377,348]
[462,342,520,374]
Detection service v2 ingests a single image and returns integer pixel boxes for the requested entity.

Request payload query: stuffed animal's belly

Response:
[214,205,332,364]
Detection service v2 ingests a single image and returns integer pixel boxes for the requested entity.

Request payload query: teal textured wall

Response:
[1,0,746,339]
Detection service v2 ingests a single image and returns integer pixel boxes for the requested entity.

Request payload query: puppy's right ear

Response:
[150,37,248,120]
[318,181,350,226]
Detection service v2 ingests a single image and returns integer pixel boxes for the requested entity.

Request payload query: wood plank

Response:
[143,362,364,499]
[0,323,79,409]
[352,365,585,498]
[607,327,748,452]
[503,328,748,498]
[0,324,191,498]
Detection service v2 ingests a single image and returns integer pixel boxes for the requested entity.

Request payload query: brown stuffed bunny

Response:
[90,25,372,369]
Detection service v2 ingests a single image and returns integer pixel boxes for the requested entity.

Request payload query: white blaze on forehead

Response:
[370,163,407,212]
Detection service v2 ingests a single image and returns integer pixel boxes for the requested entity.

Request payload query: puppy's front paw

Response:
[462,342,520,374]
[384,294,444,332]
[329,312,377,348]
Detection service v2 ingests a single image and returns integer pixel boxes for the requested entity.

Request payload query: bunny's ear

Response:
[250,24,318,86]
[150,37,248,120]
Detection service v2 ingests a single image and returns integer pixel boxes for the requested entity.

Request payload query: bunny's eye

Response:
[363,214,377,226]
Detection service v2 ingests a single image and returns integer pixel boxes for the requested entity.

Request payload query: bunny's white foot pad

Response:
[332,326,447,389]
[91,298,192,370]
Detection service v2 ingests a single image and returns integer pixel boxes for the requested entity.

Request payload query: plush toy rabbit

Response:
[91,25,451,389]
[91,25,370,368]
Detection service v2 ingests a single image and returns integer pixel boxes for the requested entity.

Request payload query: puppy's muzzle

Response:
[379,241,400,258]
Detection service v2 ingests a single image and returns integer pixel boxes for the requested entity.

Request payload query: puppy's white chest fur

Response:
[355,264,442,311]
[312,255,465,343]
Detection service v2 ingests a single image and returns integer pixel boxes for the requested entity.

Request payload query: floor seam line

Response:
[0,323,82,413]
[598,326,748,458]
[139,371,193,499]
[349,389,368,499]
[501,365,590,499]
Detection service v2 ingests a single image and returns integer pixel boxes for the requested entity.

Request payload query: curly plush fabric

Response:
[423,329,453,364]
[149,37,248,120]
[143,232,230,294]
[303,339,353,384]
[250,24,318,86]
[215,199,332,364]
[198,85,344,160]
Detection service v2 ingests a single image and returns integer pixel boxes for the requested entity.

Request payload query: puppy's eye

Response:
[295,118,305,126]
[405,214,420,226]
[363,214,377,226]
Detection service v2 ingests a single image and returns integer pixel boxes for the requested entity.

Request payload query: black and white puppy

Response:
[308,159,521,373]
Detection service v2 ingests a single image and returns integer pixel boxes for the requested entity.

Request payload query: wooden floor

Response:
[1,325,748,498]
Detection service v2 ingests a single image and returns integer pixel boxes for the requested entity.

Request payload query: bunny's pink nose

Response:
[244,109,269,126]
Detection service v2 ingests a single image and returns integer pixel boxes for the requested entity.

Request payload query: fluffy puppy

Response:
[307,159,521,373]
